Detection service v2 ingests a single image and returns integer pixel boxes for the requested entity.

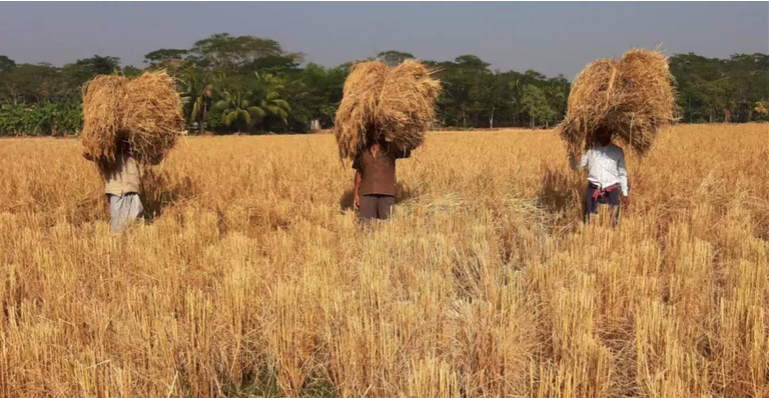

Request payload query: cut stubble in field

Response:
[0,124,767,397]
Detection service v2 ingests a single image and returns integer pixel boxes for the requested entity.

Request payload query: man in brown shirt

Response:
[352,138,410,221]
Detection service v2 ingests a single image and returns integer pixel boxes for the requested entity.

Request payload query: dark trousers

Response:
[584,183,621,224]
[359,194,395,221]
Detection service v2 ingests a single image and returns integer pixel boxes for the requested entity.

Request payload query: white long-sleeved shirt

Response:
[570,143,629,196]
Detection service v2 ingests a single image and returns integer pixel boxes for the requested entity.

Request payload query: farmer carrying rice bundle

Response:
[560,48,676,224]
[335,59,441,222]
[81,71,184,233]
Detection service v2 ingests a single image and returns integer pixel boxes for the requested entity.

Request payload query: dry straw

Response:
[81,75,129,162]
[334,60,441,160]
[122,71,185,165]
[81,70,184,166]
[560,48,676,158]
[1,124,768,397]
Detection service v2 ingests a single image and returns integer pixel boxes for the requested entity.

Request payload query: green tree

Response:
[454,55,490,70]
[70,55,121,75]
[252,71,291,126]
[122,65,144,78]
[210,72,291,133]
[179,66,217,133]
[522,84,557,127]
[2,63,66,103]
[0,55,16,72]
[60,55,122,96]
[239,55,302,75]
[144,48,189,68]
[212,88,265,132]
[725,53,769,122]
[190,33,303,72]
[293,63,346,129]
[543,75,569,119]
[669,53,745,123]
[434,55,492,127]
[377,50,415,66]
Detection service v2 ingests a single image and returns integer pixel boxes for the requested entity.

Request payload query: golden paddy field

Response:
[0,124,767,397]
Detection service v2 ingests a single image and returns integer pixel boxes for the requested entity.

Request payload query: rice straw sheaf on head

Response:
[612,49,676,153]
[377,60,442,154]
[81,75,129,164]
[80,70,184,167]
[334,59,441,160]
[560,48,676,158]
[334,61,388,160]
[559,58,619,158]
[122,70,185,165]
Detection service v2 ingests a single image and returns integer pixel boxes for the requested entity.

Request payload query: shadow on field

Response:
[140,168,196,222]
[339,190,355,211]
[339,182,416,212]
[538,167,583,216]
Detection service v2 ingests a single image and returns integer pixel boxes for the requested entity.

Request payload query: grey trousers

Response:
[359,194,395,221]
[109,193,143,233]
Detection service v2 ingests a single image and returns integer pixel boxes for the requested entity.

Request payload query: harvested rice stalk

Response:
[122,70,185,165]
[560,48,676,158]
[334,60,441,160]
[81,70,184,166]
[81,75,129,163]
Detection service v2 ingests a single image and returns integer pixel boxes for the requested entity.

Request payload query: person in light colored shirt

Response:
[570,127,630,224]
[85,139,144,233]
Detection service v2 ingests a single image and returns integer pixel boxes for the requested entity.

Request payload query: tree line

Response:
[0,33,767,136]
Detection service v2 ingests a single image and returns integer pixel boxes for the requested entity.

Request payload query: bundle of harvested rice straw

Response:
[559,48,676,158]
[81,70,184,166]
[334,59,441,160]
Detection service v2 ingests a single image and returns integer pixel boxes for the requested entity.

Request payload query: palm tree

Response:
[210,72,293,133]
[253,72,291,125]
[179,67,218,134]
[214,88,266,132]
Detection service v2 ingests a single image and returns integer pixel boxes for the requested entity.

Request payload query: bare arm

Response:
[351,151,364,209]
[353,170,362,209]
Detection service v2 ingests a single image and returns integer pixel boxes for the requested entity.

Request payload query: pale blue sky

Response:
[0,2,767,80]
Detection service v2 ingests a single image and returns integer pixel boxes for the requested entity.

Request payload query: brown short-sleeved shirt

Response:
[352,143,410,196]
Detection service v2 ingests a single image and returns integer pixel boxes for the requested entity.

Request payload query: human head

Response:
[116,138,131,154]
[365,124,385,148]
[594,126,613,147]
[365,123,380,140]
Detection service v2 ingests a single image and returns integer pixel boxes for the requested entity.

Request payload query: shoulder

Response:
[124,154,139,165]
[390,145,409,159]
[352,150,363,170]
[609,144,625,160]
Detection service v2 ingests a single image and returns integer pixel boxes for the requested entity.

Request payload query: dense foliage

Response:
[0,103,82,136]
[1,34,766,136]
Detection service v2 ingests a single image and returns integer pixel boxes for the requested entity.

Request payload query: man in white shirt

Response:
[570,127,629,224]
